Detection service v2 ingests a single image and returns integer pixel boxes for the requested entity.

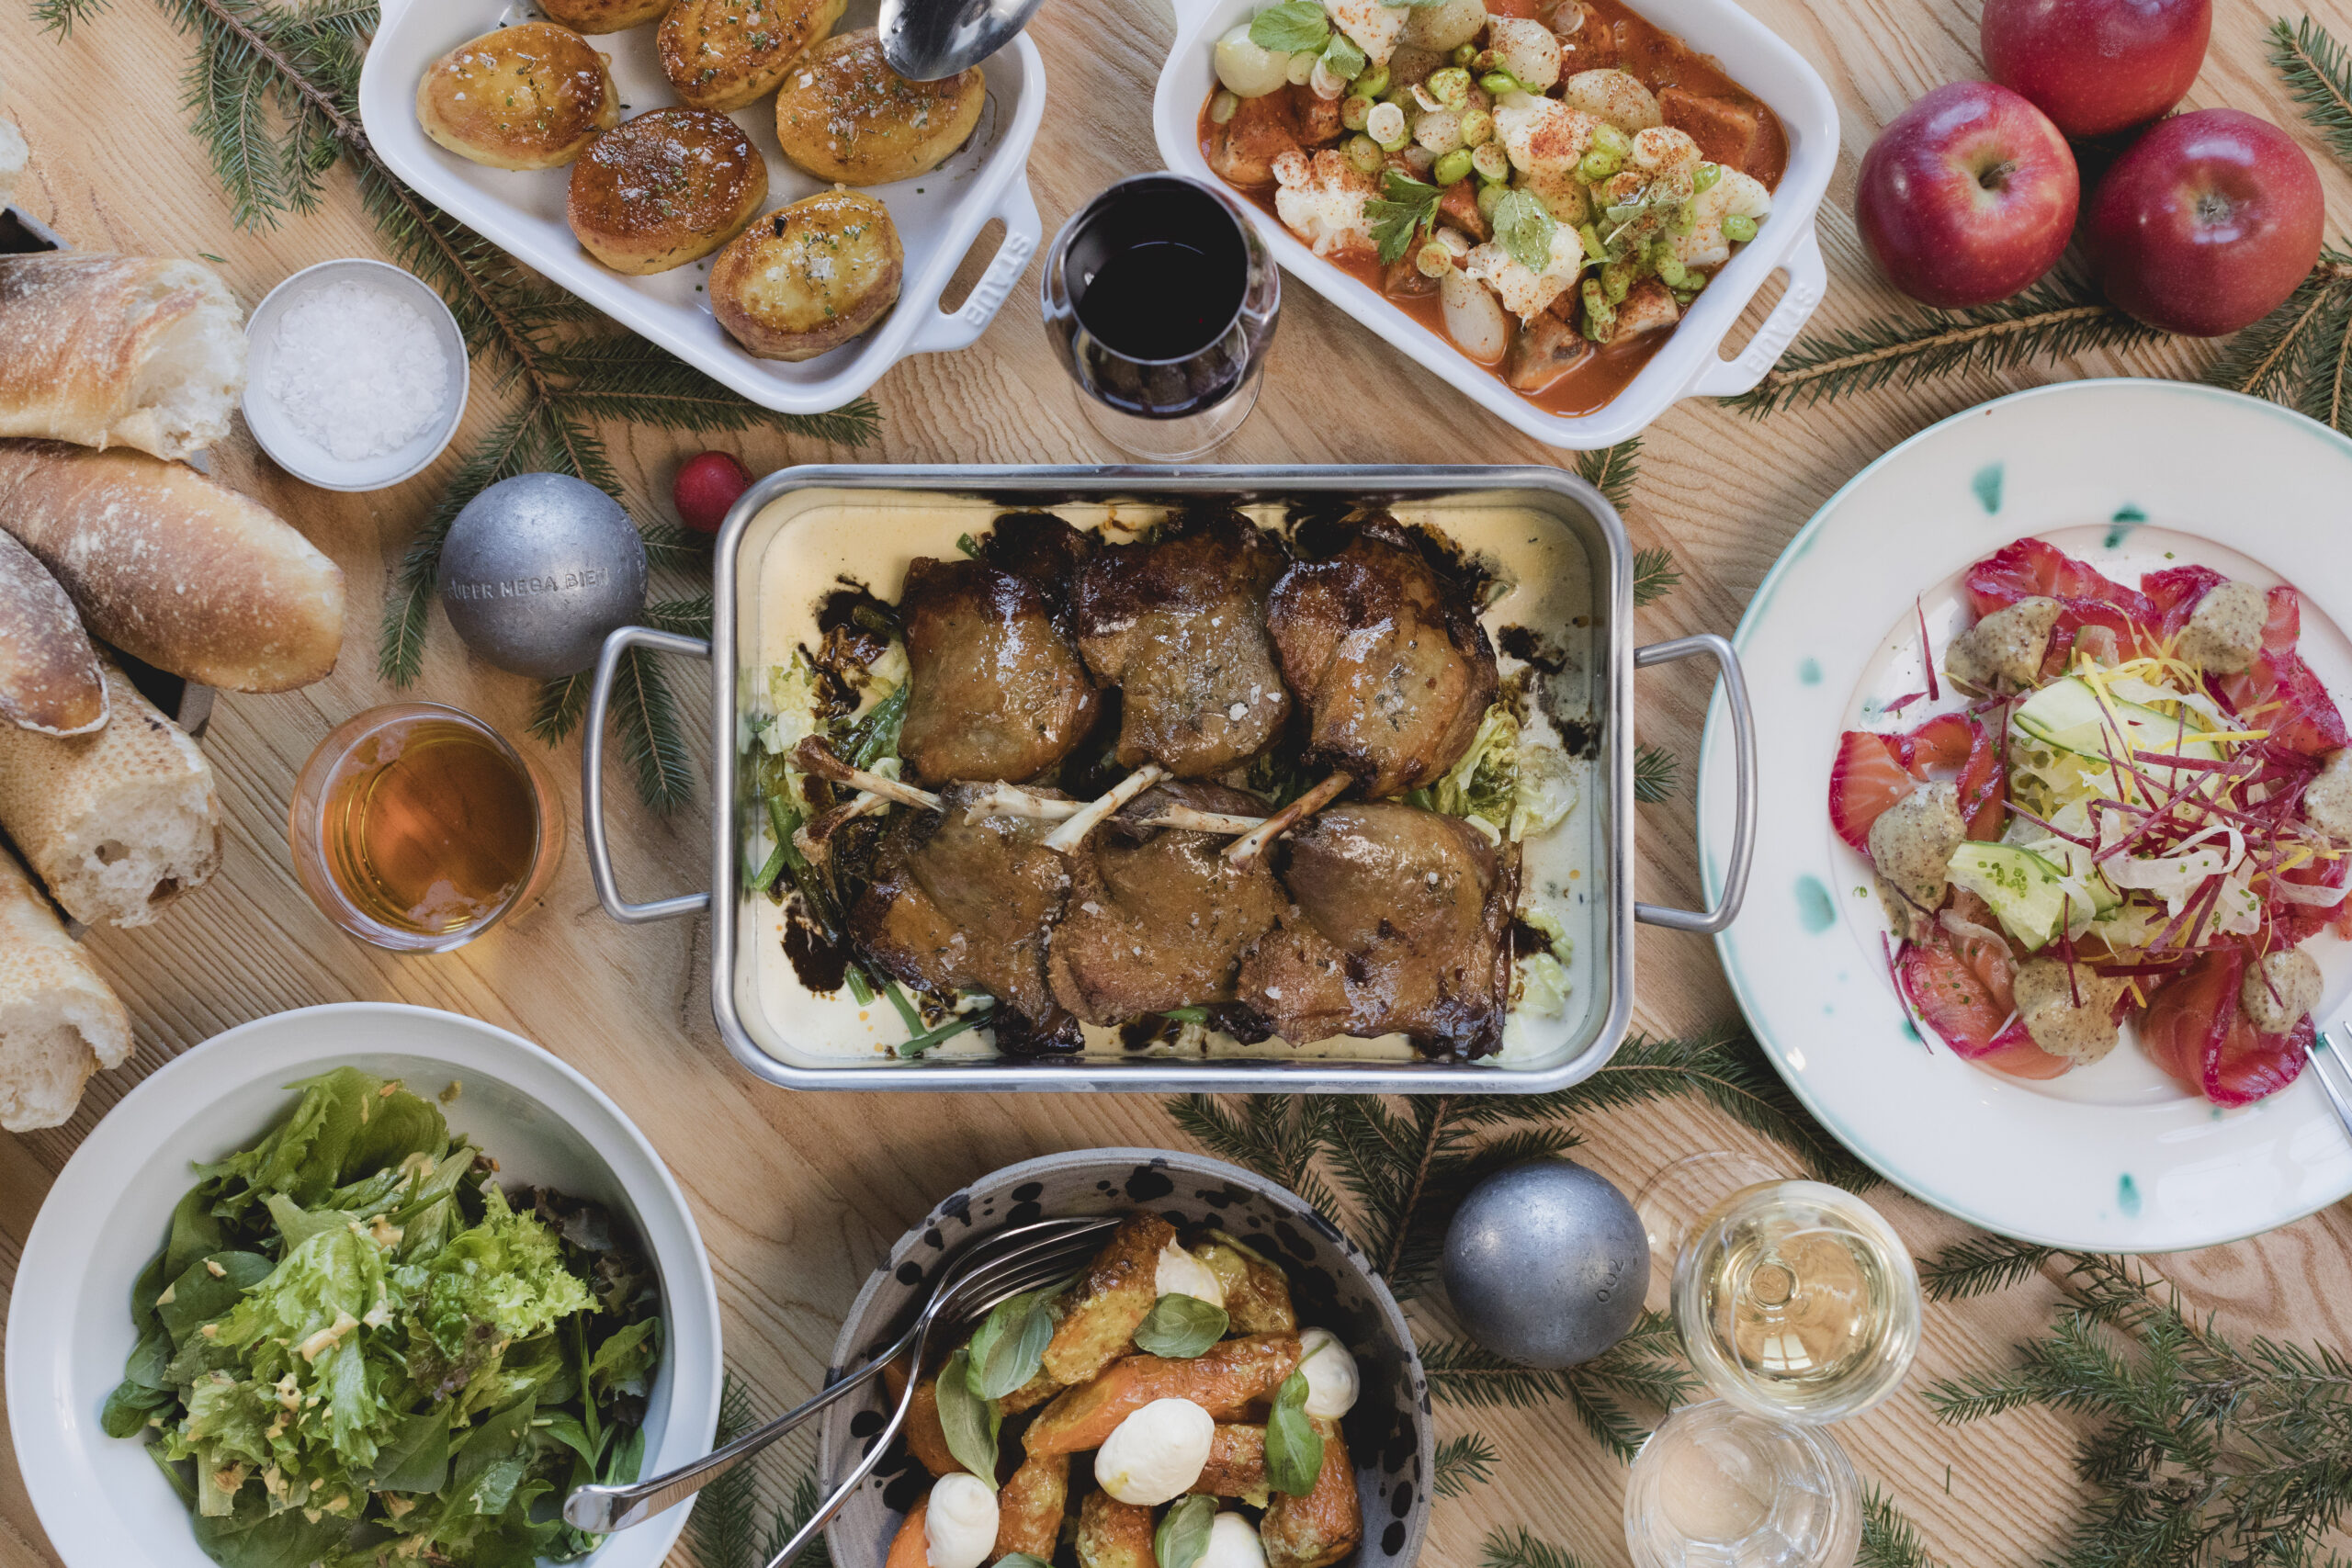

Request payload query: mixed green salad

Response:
[102,1068,662,1568]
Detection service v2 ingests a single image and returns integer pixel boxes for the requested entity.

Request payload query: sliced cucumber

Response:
[1947,841,2072,950]
[2012,676,2220,768]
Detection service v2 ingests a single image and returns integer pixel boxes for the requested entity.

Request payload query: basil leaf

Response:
[935,1348,1002,1481]
[1319,29,1366,82]
[969,1288,1057,1402]
[1155,1494,1218,1568]
[1491,188,1560,275]
[1263,1371,1325,1496]
[1249,0,1329,53]
[1134,1293,1230,1359]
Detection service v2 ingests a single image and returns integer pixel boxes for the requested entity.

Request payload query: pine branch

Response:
[32,0,110,33]
[609,645,696,814]
[1632,547,1681,608]
[2272,17,2352,169]
[1919,1235,2059,1302]
[378,401,554,684]
[643,522,716,570]
[690,1376,763,1568]
[1166,1095,1345,1231]
[1576,437,1641,513]
[1634,744,1679,803]
[1422,1324,1694,1461]
[2203,257,2352,406]
[1480,1526,1592,1568]
[1860,1488,1948,1568]
[1433,1433,1499,1498]
[648,593,717,638]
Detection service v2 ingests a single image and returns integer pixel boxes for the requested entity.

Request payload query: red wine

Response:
[1077,240,1240,361]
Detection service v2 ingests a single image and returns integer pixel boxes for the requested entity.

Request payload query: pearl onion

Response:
[1093,1397,1216,1505]
[922,1474,1000,1568]
[1199,1513,1269,1568]
[1155,1243,1227,1309]
[1296,1327,1361,1419]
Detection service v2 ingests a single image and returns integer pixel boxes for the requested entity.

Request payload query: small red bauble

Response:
[673,451,754,534]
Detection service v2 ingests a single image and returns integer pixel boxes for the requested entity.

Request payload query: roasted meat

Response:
[1234,802,1516,1058]
[1073,513,1294,778]
[847,784,1079,1052]
[1048,783,1287,1023]
[1266,520,1498,797]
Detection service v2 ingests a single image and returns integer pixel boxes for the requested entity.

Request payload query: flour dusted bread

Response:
[0,120,23,212]
[0,441,345,692]
[0,254,246,463]
[0,530,104,736]
[0,841,130,1131]
[0,656,221,929]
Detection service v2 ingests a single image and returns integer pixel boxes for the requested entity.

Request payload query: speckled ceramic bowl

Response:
[818,1148,1433,1568]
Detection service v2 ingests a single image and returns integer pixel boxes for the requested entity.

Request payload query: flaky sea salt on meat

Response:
[263,280,452,463]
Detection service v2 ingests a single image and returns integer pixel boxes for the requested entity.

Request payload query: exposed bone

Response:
[788,739,1266,846]
[1225,770,1351,866]
[1044,764,1169,853]
[792,738,941,812]
[960,784,1267,836]
[795,790,892,868]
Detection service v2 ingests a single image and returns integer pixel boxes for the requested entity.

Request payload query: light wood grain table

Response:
[4,0,2350,1563]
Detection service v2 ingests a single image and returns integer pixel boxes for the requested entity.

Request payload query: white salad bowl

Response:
[1151,0,1838,449]
[1697,379,2352,1252]
[6,1002,723,1568]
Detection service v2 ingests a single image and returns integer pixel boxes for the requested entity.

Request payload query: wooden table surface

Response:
[5,0,2351,1563]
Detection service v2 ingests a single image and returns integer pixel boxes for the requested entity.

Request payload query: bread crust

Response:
[659,0,847,111]
[0,441,345,694]
[416,22,619,170]
[0,531,104,736]
[569,108,769,275]
[539,0,669,33]
[772,29,986,186]
[0,118,23,211]
[0,254,246,463]
[709,188,902,361]
[0,840,130,1133]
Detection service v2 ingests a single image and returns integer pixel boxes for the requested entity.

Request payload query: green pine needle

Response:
[2271,16,2352,169]
[691,1374,834,1568]
[608,645,696,814]
[642,522,715,570]
[647,593,717,638]
[1860,1487,1947,1568]
[1167,1096,1344,1229]
[531,671,594,746]
[1634,743,1679,803]
[33,0,111,33]
[1632,546,1681,608]
[1918,1235,2058,1302]
[1423,1319,1696,1461]
[1433,1433,1500,1498]
[1481,1526,1593,1568]
[1576,437,1642,512]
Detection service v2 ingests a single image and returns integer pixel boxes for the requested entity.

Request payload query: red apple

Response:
[1856,83,2081,310]
[2086,108,2323,337]
[1982,0,2210,141]
[673,450,754,534]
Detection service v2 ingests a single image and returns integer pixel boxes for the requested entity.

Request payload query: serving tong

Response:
[2309,1025,2352,1144]
[563,1215,1116,1559]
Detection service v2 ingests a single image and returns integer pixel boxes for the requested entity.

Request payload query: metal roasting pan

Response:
[582,465,1757,1093]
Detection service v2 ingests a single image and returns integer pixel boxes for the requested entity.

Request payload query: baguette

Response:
[0,440,345,692]
[0,253,246,462]
[0,655,221,929]
[0,840,130,1132]
[0,529,104,736]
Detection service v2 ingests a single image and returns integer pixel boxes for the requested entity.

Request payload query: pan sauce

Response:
[735,495,1605,1067]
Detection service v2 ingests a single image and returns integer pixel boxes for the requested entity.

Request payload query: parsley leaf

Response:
[1250,0,1330,52]
[1364,170,1444,265]
[1491,187,1559,273]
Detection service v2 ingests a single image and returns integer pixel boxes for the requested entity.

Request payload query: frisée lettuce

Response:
[102,1068,662,1568]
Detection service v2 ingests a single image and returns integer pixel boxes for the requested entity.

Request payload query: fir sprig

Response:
[1481,1525,1594,1568]
[692,1376,834,1568]
[1432,1433,1500,1498]
[1577,437,1642,512]
[2272,17,2352,167]
[1425,1314,1698,1460]
[1860,1487,1948,1568]
[1632,546,1681,608]
[1168,1095,1343,1224]
[1634,744,1679,803]
[1918,1234,2058,1302]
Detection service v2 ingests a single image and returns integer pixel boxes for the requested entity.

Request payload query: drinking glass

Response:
[1040,173,1280,460]
[1624,1400,1863,1568]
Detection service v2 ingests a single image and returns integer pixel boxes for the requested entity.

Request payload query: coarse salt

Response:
[264,280,452,464]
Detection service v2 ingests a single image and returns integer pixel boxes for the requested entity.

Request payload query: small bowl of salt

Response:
[243,258,468,492]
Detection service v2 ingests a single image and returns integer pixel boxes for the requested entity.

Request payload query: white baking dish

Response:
[1151,0,1838,448]
[357,0,1045,416]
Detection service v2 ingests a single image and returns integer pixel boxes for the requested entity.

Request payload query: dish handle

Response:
[1167,0,1226,42]
[910,178,1045,357]
[1632,633,1755,934]
[583,626,716,925]
[1681,225,1826,400]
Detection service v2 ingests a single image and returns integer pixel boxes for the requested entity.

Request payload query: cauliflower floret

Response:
[1629,125,1702,174]
[1324,0,1408,65]
[1562,69,1661,130]
[1494,95,1601,175]
[1486,17,1563,92]
[1464,221,1589,321]
[1669,164,1770,269]
[1272,149,1379,259]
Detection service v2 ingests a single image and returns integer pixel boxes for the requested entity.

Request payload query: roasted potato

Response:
[1042,1213,1175,1386]
[1075,1491,1158,1568]
[1261,1420,1363,1568]
[540,0,668,31]
[772,28,986,186]
[659,0,847,111]
[885,1498,931,1568]
[1024,1335,1302,1457]
[568,108,768,274]
[993,1452,1069,1559]
[1193,1234,1297,1336]
[709,189,903,361]
[415,22,618,171]
[1193,1423,1271,1502]
[998,1366,1062,1416]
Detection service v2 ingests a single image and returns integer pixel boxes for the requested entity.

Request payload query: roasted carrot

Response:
[883,1361,961,1479]
[1042,1213,1176,1386]
[886,1499,932,1568]
[1025,1335,1302,1457]
[993,1452,1069,1559]
[1261,1420,1363,1568]
[1075,1489,1158,1568]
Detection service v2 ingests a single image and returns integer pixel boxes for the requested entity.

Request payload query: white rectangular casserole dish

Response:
[357,0,1044,415]
[1151,0,1838,448]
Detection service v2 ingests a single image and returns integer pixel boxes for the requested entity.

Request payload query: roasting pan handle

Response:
[583,626,715,925]
[1632,633,1755,935]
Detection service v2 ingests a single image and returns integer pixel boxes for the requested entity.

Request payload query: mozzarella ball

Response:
[1094,1397,1216,1505]
[1157,1242,1227,1308]
[1200,1513,1269,1568]
[1296,1327,1361,1419]
[922,1474,1000,1568]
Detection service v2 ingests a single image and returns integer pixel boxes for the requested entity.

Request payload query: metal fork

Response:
[562,1216,1114,1545]
[2309,1024,2352,1143]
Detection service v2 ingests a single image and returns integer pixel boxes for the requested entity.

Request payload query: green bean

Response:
[1427,66,1472,110]
[1476,180,1508,220]
[845,965,875,1004]
[1450,41,1478,65]
[895,998,994,1058]
[1692,160,1722,192]
[1581,278,1615,342]
[1600,258,1634,303]
[1577,147,1622,182]
[1459,107,1493,147]
[1471,141,1510,183]
[1478,70,1523,96]
[1432,147,1475,186]
[1654,254,1694,290]
[1341,94,1374,131]
[1578,222,1607,262]
[1723,212,1758,243]
[1590,122,1631,157]
[1351,63,1390,97]
[1343,132,1386,173]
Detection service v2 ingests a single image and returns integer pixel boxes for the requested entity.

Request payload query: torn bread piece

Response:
[0,840,130,1131]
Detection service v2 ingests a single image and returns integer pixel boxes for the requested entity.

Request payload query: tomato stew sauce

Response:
[1200,0,1787,417]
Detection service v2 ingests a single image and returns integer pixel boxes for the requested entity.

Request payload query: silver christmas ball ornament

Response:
[1441,1158,1648,1368]
[435,473,649,678]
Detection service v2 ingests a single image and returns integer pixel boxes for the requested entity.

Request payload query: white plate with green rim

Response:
[1696,378,2352,1251]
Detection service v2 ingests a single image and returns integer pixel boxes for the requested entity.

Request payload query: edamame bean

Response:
[1724,212,1758,243]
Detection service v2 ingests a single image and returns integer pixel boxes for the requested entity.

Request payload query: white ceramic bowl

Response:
[1152,0,1838,449]
[6,1002,722,1568]
[1697,380,2352,1251]
[242,258,470,491]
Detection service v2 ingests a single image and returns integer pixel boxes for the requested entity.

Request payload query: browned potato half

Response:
[1192,1235,1298,1336]
[772,28,986,186]
[1261,1420,1363,1568]
[415,22,618,171]
[1075,1492,1157,1568]
[998,1366,1061,1416]
[1041,1213,1175,1387]
[540,0,668,32]
[568,108,768,274]
[993,1452,1069,1559]
[709,189,903,361]
[1193,1423,1271,1501]
[659,0,847,111]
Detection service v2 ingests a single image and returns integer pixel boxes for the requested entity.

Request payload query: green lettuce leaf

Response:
[197,1069,447,1214]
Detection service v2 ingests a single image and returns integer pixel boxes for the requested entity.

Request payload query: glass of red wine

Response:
[1041,173,1280,460]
